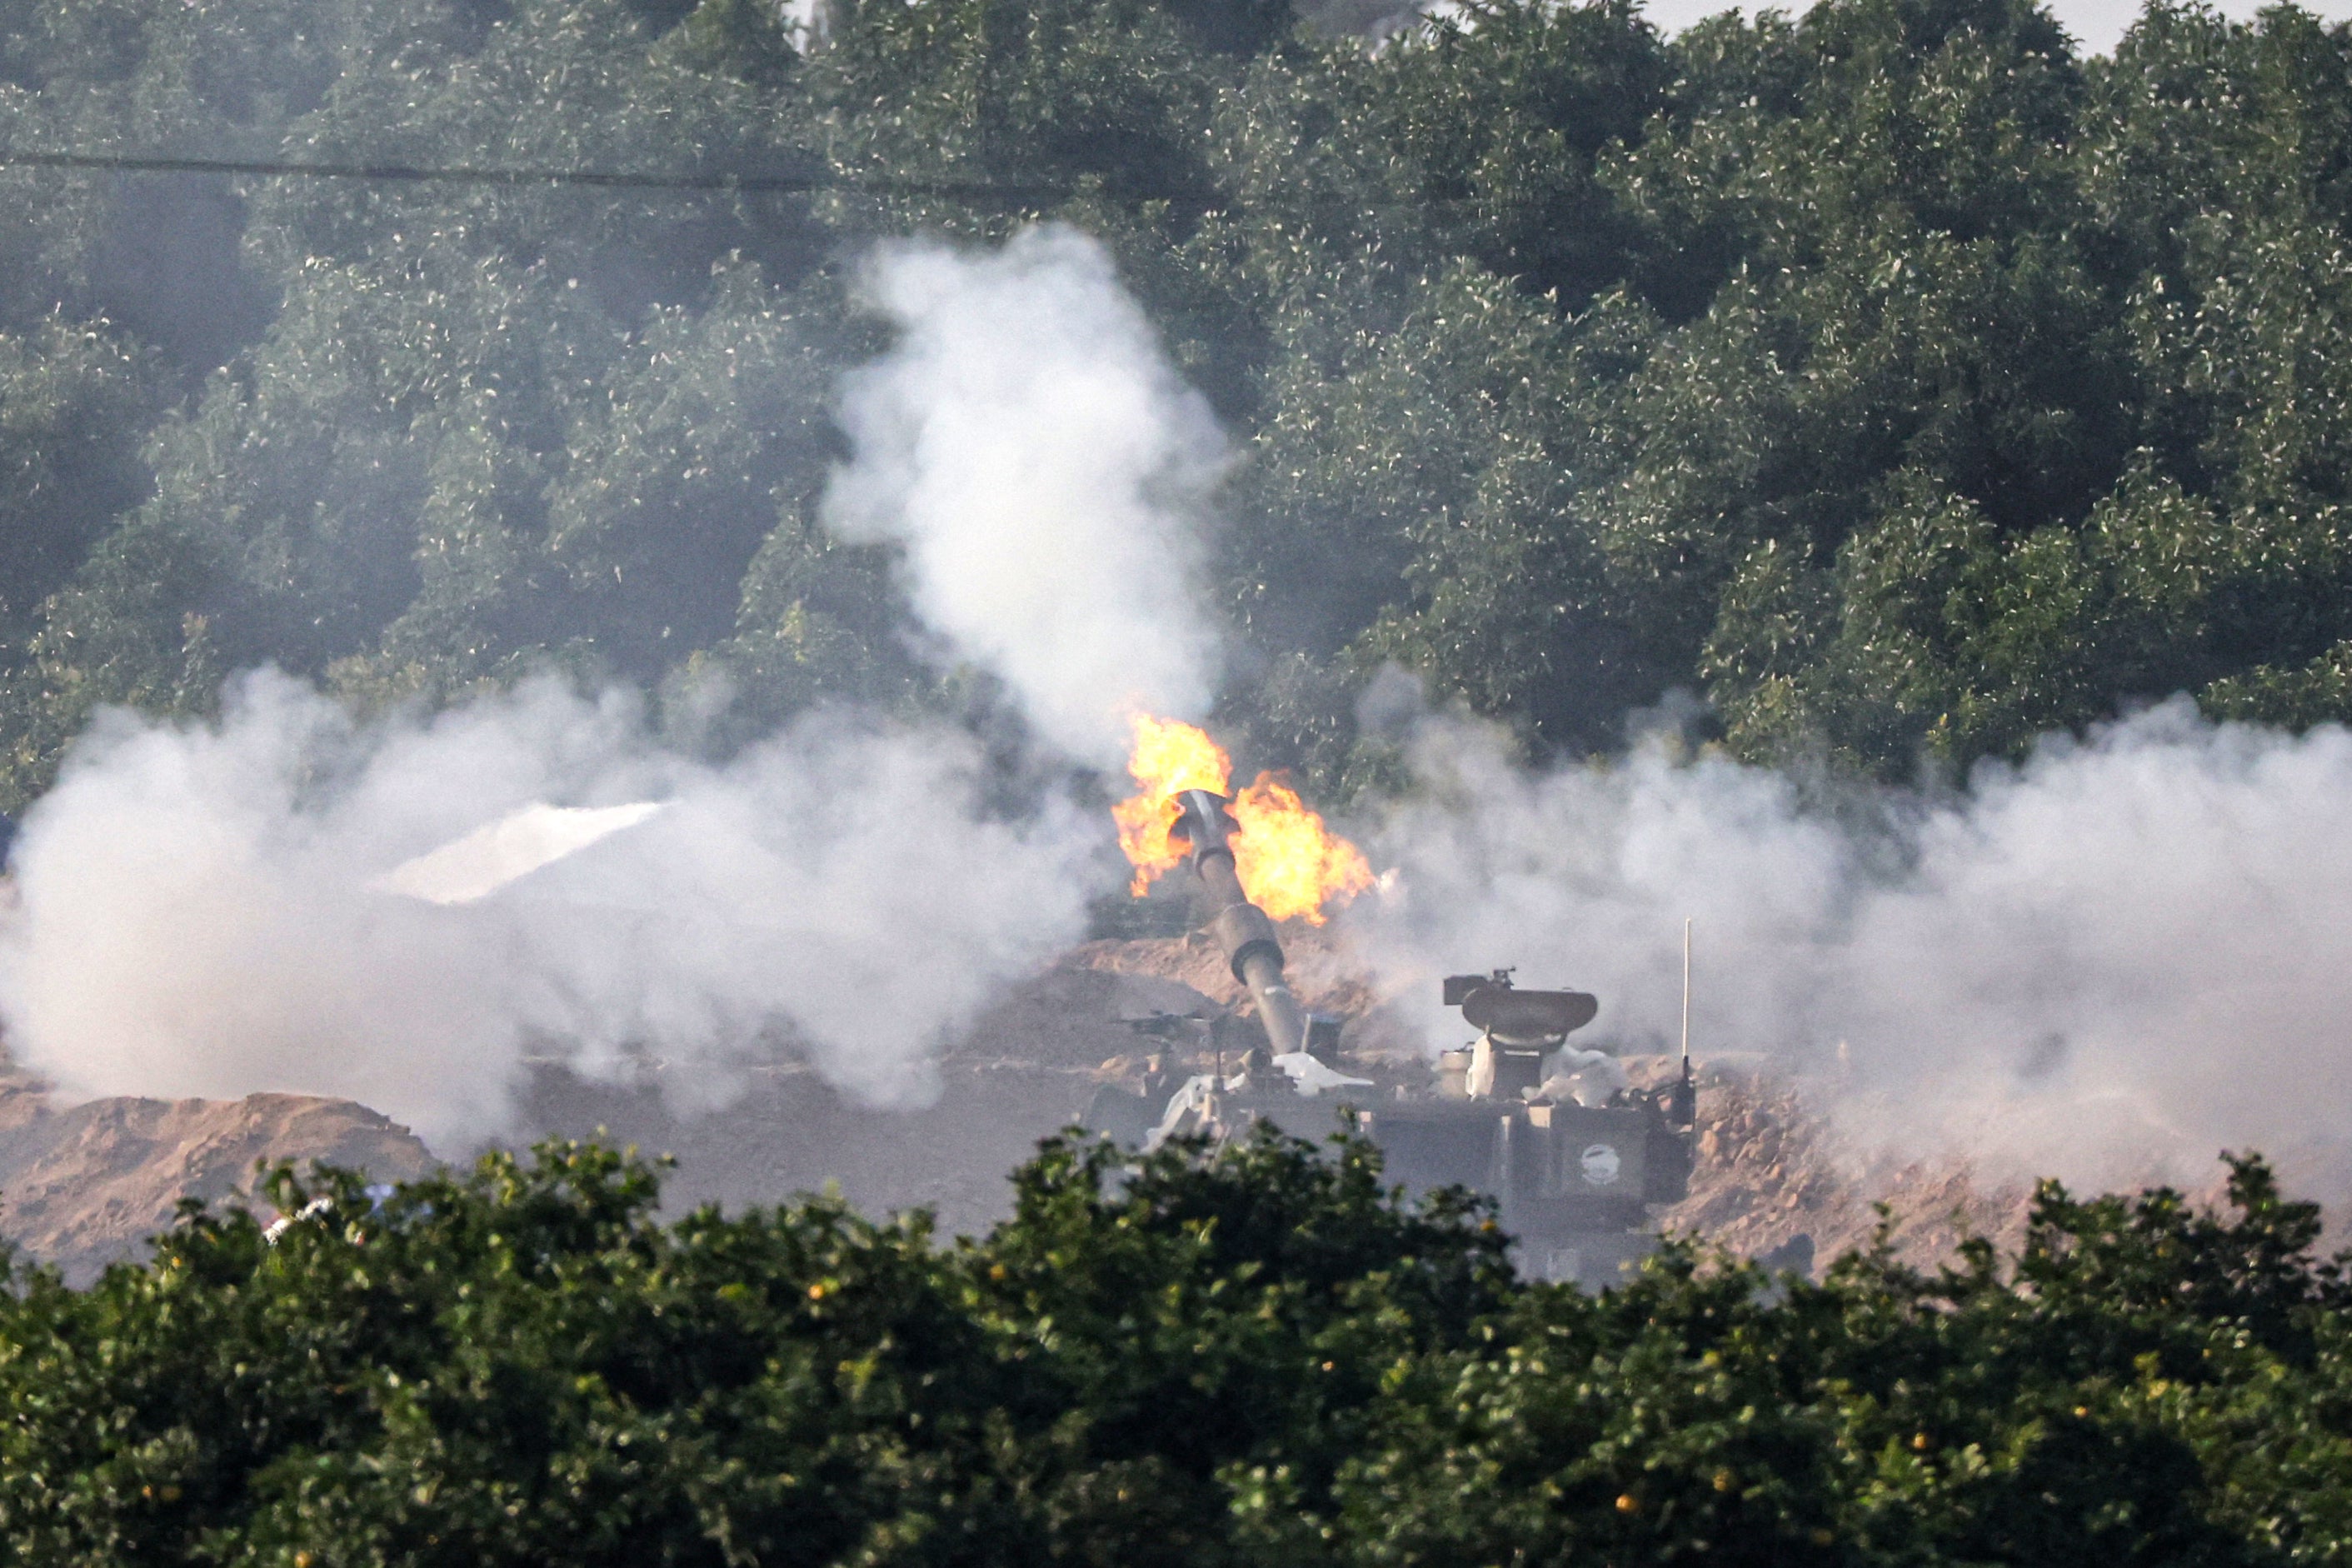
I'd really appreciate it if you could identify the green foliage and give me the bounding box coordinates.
[8,1133,2352,1564]
[7,0,2352,797]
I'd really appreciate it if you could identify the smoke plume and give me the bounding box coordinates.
[1355,697,2352,1195]
[0,673,1098,1149]
[824,224,1227,769]
[0,226,1241,1147]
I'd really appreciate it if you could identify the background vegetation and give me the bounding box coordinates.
[0,0,2350,796]
[3,1131,2348,1566]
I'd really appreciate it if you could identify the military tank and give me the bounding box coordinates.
[1084,788,1696,1289]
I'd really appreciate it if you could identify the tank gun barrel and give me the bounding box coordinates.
[1169,787,1307,1058]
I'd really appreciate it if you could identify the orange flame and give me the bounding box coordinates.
[1111,713,1375,925]
[1111,713,1232,894]
[1229,775,1376,924]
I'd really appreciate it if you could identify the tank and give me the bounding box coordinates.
[1084,791,1699,1290]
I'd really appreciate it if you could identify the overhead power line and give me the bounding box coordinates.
[0,147,1107,205]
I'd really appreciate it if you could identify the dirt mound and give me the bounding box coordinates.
[1066,930,1426,1061]
[1651,1061,2034,1275]
[0,1065,432,1283]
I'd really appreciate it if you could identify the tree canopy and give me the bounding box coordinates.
[0,0,2350,791]
[4,1131,2351,1565]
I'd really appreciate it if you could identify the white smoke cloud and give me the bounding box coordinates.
[824,224,1228,769]
[0,225,1240,1148]
[1353,698,2352,1196]
[0,672,1101,1146]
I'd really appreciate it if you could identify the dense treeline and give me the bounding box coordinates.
[2,0,2352,795]
[3,1132,2350,1565]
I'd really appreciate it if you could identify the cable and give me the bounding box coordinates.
[0,147,1161,206]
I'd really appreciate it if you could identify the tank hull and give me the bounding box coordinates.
[1356,1098,1690,1286]
[1090,1085,1691,1291]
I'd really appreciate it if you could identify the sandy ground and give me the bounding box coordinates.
[0,932,2230,1284]
[0,1062,431,1282]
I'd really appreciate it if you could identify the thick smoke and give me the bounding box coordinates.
[1356,697,2352,1194]
[0,672,1097,1146]
[0,225,1246,1146]
[825,224,1227,769]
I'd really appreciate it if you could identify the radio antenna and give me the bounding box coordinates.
[1670,918,1697,1128]
[1680,916,1692,1065]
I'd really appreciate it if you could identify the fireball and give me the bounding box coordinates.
[1111,713,1374,924]
[1111,712,1232,892]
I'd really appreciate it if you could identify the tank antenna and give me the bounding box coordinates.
[1668,917,1697,1128]
[1680,917,1692,1066]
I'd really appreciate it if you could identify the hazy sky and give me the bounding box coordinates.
[1640,0,2352,55]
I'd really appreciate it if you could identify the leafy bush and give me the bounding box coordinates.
[4,1130,2350,1566]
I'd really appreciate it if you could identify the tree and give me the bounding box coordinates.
[3,1132,2350,1565]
